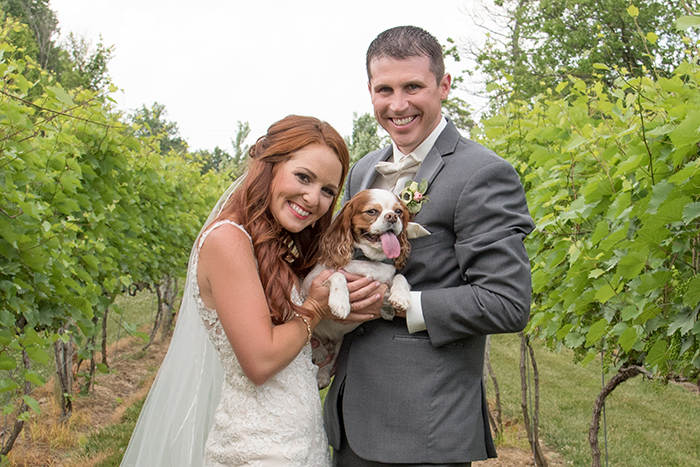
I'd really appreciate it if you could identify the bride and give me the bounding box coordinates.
[120,115,382,466]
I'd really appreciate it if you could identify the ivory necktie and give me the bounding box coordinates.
[375,153,421,192]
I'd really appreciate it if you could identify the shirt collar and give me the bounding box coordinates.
[391,116,447,162]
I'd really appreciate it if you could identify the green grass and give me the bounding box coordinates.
[109,289,160,344]
[488,333,700,467]
[80,398,145,467]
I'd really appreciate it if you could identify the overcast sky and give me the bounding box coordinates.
[50,0,488,152]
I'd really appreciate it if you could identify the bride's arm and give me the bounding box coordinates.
[198,223,333,386]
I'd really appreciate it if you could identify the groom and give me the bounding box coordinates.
[325,26,535,466]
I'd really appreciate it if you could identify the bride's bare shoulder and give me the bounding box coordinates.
[200,219,252,256]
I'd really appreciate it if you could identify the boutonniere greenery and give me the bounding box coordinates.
[400,180,429,216]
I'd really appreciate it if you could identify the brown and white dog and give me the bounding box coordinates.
[302,188,412,388]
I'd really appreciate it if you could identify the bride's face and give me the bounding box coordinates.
[269,144,342,233]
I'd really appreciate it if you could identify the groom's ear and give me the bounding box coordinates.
[439,73,452,100]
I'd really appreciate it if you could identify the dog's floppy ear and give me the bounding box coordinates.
[394,200,412,270]
[319,201,356,269]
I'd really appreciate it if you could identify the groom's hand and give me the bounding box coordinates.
[336,270,387,323]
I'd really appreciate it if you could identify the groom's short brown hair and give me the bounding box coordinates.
[366,26,445,85]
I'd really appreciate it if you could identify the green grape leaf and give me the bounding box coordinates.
[46,85,75,107]
[676,15,700,31]
[22,395,41,414]
[683,202,700,223]
[619,326,638,352]
[25,346,50,365]
[668,309,697,336]
[683,276,700,308]
[646,339,668,370]
[0,356,16,371]
[617,249,648,280]
[670,110,700,148]
[0,379,20,393]
[595,284,617,304]
[586,318,609,346]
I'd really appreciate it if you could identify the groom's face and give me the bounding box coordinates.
[368,54,451,155]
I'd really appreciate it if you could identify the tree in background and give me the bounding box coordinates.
[191,146,232,175]
[0,3,254,454]
[0,0,57,69]
[129,102,188,156]
[442,38,476,134]
[55,32,114,91]
[345,112,387,166]
[465,0,698,104]
[1,0,114,91]
[227,120,251,179]
[184,121,251,178]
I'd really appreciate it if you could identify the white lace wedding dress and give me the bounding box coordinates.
[193,220,330,467]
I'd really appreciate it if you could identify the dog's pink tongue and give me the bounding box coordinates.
[380,232,401,259]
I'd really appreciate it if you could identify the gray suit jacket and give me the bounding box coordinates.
[323,121,535,464]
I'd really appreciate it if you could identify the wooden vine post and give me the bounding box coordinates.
[519,332,548,467]
[160,275,179,340]
[53,325,74,423]
[0,350,31,456]
[483,336,503,437]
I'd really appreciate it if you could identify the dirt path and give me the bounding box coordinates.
[8,334,170,466]
[8,334,564,466]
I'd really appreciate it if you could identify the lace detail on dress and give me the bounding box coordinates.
[193,220,330,467]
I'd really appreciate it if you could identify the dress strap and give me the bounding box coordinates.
[199,220,251,248]
[197,220,256,269]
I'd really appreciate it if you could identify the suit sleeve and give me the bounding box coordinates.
[421,159,535,347]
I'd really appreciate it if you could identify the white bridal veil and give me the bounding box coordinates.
[120,176,245,467]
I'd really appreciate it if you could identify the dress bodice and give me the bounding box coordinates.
[192,220,329,467]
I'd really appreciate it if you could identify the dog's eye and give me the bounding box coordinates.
[365,209,378,216]
[395,209,403,216]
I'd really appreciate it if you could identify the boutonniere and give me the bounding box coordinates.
[400,180,429,217]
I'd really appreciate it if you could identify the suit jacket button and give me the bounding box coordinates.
[355,326,365,336]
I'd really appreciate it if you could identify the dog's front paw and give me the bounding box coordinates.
[389,293,410,314]
[328,294,351,319]
[389,274,411,313]
[324,272,351,319]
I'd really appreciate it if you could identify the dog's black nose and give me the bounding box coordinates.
[385,212,397,223]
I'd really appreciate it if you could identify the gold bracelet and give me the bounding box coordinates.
[295,313,311,346]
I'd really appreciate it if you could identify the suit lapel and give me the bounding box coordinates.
[413,120,461,191]
[414,146,443,189]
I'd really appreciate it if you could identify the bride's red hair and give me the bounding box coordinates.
[217,115,349,324]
